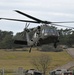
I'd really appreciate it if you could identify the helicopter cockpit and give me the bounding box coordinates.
[33,25,59,39]
[41,25,59,37]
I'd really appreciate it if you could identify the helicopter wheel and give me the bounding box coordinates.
[29,46,32,53]
[54,42,57,48]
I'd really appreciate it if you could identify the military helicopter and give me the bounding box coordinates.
[0,10,74,52]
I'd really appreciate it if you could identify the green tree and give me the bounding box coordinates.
[0,31,14,49]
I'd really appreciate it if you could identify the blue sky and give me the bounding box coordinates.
[0,0,74,34]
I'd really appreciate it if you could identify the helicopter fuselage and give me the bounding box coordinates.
[37,35,59,46]
[28,25,59,48]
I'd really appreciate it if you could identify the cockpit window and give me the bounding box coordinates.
[45,29,49,33]
[42,29,50,35]
[42,28,58,36]
[42,29,45,34]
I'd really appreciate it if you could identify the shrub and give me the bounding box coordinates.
[40,45,63,52]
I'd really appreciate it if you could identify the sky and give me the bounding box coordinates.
[0,0,74,35]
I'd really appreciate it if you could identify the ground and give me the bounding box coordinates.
[0,48,73,71]
[55,48,74,70]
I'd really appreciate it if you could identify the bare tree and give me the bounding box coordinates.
[31,54,51,75]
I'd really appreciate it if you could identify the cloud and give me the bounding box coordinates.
[0,0,74,34]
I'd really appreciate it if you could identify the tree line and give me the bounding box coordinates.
[0,28,74,49]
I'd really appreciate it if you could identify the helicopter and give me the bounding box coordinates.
[0,10,74,52]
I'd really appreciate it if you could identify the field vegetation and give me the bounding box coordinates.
[0,48,73,71]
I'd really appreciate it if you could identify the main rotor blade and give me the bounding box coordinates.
[52,23,74,29]
[45,21,74,24]
[52,21,74,23]
[14,10,43,22]
[0,18,39,23]
[14,10,74,24]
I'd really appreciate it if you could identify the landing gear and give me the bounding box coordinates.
[54,39,59,48]
[29,46,33,53]
[29,46,32,53]
[54,43,57,48]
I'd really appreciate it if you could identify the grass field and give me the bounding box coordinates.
[0,48,73,71]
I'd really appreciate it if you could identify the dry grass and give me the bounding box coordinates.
[0,48,73,70]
